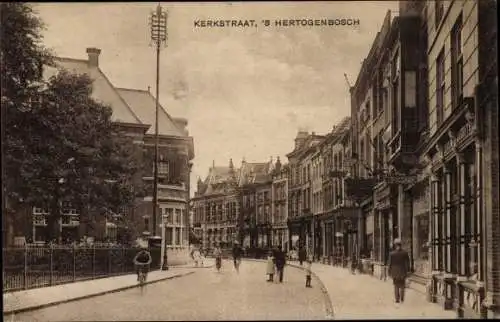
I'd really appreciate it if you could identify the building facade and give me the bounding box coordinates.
[192,160,239,250]
[420,0,499,318]
[347,6,429,281]
[286,131,325,254]
[193,159,275,251]
[271,158,289,250]
[238,160,274,249]
[9,47,194,246]
[320,118,356,266]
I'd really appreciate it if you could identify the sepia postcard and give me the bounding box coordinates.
[1,1,498,321]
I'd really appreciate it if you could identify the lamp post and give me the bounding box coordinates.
[149,3,168,269]
[149,3,168,239]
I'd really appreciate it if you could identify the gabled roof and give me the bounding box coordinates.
[200,166,239,196]
[238,161,273,186]
[44,58,142,125]
[116,88,186,137]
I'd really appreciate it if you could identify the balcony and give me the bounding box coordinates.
[387,131,418,171]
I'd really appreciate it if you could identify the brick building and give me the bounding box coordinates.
[319,118,355,266]
[192,159,275,251]
[238,160,274,249]
[286,131,325,254]
[418,0,498,318]
[7,47,194,246]
[192,160,239,250]
[271,158,289,250]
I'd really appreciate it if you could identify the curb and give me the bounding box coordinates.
[242,259,335,319]
[286,263,335,320]
[4,271,196,316]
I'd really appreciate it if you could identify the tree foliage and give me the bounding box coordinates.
[1,3,53,105]
[2,3,144,242]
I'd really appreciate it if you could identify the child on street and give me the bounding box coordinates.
[305,255,313,288]
[266,251,275,282]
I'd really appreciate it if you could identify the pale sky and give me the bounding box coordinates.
[34,1,399,194]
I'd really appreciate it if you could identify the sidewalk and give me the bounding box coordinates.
[3,259,213,315]
[287,261,456,320]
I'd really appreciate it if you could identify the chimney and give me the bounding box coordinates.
[294,130,308,149]
[86,47,101,67]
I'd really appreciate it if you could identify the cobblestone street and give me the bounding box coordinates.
[6,261,328,321]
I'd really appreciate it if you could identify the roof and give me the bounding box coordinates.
[116,88,186,137]
[44,58,142,125]
[199,166,239,196]
[238,162,273,186]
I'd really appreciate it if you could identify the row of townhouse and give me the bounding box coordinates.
[340,0,498,319]
[191,158,289,251]
[191,119,353,256]
[4,47,194,247]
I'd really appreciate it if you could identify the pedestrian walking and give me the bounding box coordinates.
[305,255,313,288]
[350,251,357,274]
[232,241,243,273]
[192,246,202,267]
[388,238,410,303]
[266,251,275,282]
[274,246,286,283]
[298,246,307,266]
[214,244,223,272]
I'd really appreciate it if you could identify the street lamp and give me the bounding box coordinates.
[149,3,168,270]
[149,3,167,239]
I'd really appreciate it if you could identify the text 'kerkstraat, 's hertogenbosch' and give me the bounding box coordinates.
[193,18,361,28]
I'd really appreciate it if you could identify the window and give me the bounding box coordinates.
[451,15,463,110]
[144,217,150,231]
[359,140,365,176]
[436,49,445,125]
[392,52,400,81]
[435,0,444,28]
[393,77,400,132]
[158,161,169,176]
[382,87,390,125]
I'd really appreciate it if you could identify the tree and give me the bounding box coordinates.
[2,3,143,243]
[6,69,144,242]
[1,3,53,244]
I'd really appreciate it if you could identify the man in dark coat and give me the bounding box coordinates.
[388,238,410,303]
[298,246,307,266]
[274,246,286,283]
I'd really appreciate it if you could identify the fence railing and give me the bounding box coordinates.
[2,245,185,293]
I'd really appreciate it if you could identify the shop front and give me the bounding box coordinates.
[373,182,398,280]
[287,214,312,251]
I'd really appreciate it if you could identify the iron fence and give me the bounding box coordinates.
[2,245,163,293]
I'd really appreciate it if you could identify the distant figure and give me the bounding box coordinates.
[305,255,313,288]
[274,246,287,283]
[350,250,357,274]
[214,245,223,272]
[388,238,410,303]
[298,246,307,266]
[232,241,244,273]
[192,246,203,267]
[266,250,275,282]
